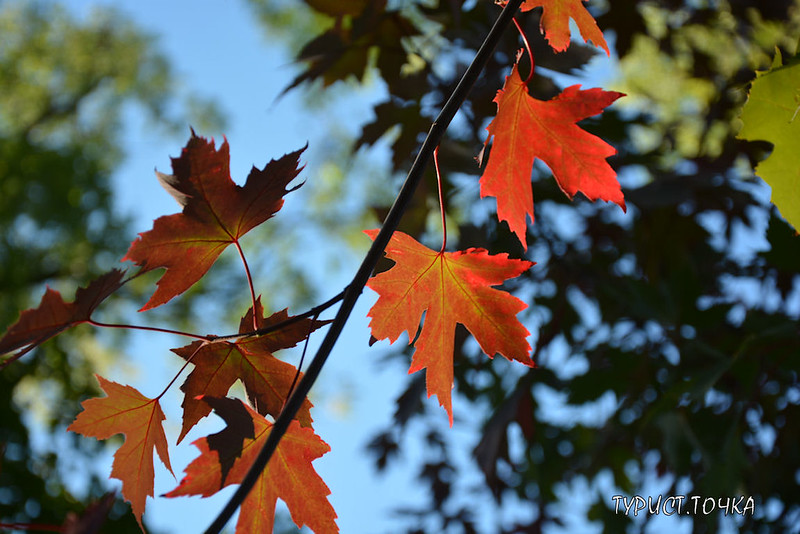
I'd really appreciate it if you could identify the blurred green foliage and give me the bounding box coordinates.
[0,1,222,531]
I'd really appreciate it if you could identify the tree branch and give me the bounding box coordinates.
[204,1,524,531]
[212,287,346,341]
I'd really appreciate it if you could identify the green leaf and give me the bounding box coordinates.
[738,50,800,232]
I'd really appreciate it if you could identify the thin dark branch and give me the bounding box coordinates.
[212,287,346,341]
[203,1,524,532]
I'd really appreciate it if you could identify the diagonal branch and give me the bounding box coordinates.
[204,1,525,531]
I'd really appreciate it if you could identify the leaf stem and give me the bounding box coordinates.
[283,311,317,407]
[0,344,36,371]
[233,240,259,331]
[433,146,447,253]
[87,319,211,341]
[155,341,206,401]
[203,1,525,532]
[513,17,534,84]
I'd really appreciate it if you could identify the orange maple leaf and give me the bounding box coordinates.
[165,397,337,534]
[365,230,534,424]
[496,0,609,54]
[0,270,124,357]
[479,63,625,248]
[67,375,173,531]
[123,132,305,310]
[172,298,324,443]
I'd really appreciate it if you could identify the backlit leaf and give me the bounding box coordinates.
[67,376,172,531]
[496,0,609,54]
[365,230,534,424]
[738,51,800,232]
[165,397,337,534]
[479,63,625,248]
[172,298,324,443]
[123,132,304,310]
[0,269,124,357]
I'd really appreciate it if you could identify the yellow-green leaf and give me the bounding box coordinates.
[738,50,800,232]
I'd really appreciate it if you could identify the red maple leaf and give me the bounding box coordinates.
[123,132,305,310]
[365,230,534,424]
[165,397,337,534]
[172,298,324,443]
[67,375,173,531]
[496,0,609,54]
[479,63,625,248]
[0,269,124,358]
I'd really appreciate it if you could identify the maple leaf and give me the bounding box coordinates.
[365,230,534,424]
[123,132,305,310]
[172,298,324,443]
[0,269,124,357]
[67,375,173,531]
[737,50,800,232]
[479,63,625,248]
[165,396,338,534]
[496,0,609,54]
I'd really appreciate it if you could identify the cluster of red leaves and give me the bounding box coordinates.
[365,0,624,422]
[1,132,337,533]
[166,397,337,534]
[172,298,323,443]
[0,1,624,532]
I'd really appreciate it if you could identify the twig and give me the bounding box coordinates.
[233,240,259,331]
[87,320,211,341]
[212,287,346,341]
